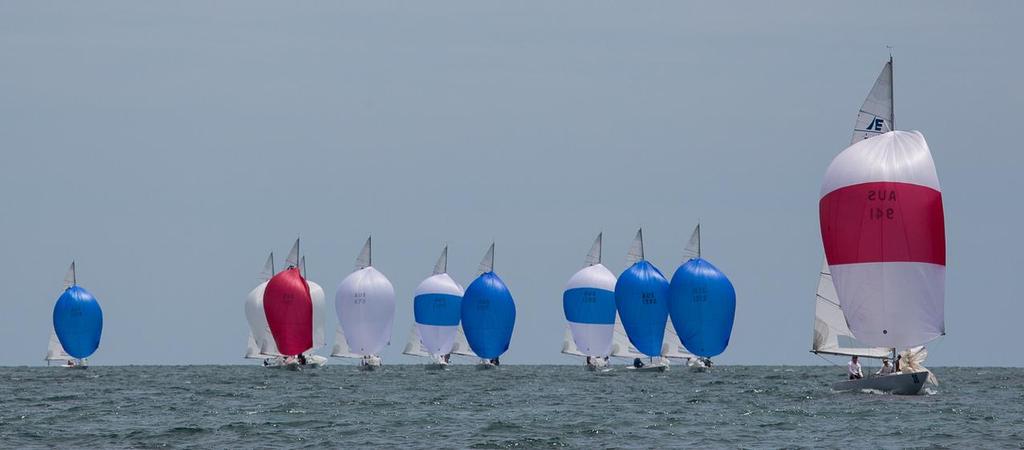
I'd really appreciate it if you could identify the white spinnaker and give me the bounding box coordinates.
[46,332,72,362]
[308,280,326,349]
[811,261,890,358]
[414,272,465,356]
[561,327,585,357]
[663,320,698,360]
[822,131,944,348]
[564,263,617,357]
[626,229,644,264]
[451,325,477,358]
[402,325,430,357]
[610,317,645,359]
[852,59,894,143]
[335,267,396,356]
[245,282,281,356]
[330,328,359,358]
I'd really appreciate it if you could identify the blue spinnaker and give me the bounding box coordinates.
[52,286,103,359]
[460,272,516,359]
[668,258,736,358]
[614,261,669,357]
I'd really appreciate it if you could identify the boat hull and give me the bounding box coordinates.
[626,364,668,373]
[831,371,928,395]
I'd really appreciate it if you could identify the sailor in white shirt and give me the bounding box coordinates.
[875,358,895,376]
[848,356,864,380]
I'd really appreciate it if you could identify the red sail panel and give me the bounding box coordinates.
[263,267,313,356]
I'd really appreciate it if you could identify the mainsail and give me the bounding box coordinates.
[46,332,72,362]
[811,261,890,358]
[461,243,516,359]
[414,246,464,357]
[852,58,895,143]
[335,236,396,356]
[820,130,945,348]
[563,233,617,357]
[614,229,669,357]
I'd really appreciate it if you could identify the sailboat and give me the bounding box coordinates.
[50,262,102,369]
[407,245,465,369]
[562,233,616,371]
[818,57,944,395]
[245,252,283,363]
[461,243,516,369]
[668,224,737,369]
[334,236,396,370]
[615,229,670,372]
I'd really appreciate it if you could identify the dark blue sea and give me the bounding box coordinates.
[1,365,1021,448]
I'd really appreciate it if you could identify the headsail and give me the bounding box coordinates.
[626,229,644,264]
[355,236,372,270]
[584,233,602,266]
[433,245,448,275]
[477,242,494,274]
[63,261,76,289]
[811,260,890,358]
[852,58,894,143]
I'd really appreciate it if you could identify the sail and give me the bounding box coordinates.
[355,236,372,270]
[433,245,448,275]
[46,332,72,362]
[259,253,275,282]
[811,261,890,358]
[477,243,495,274]
[560,327,585,357]
[614,249,669,358]
[308,280,326,349]
[451,325,477,357]
[285,238,300,268]
[610,317,645,359]
[563,261,617,357]
[335,265,396,356]
[63,261,76,289]
[461,246,516,359]
[52,284,103,360]
[820,130,945,348]
[263,267,313,356]
[682,224,701,262]
[668,257,736,358]
[402,325,430,357]
[584,233,602,266]
[626,229,644,264]
[662,321,697,360]
[330,327,359,358]
[852,59,894,143]
[414,271,464,357]
[245,281,280,357]
[244,333,264,359]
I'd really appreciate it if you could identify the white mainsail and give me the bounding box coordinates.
[433,245,448,275]
[682,224,701,262]
[63,261,77,289]
[852,58,894,143]
[626,229,644,264]
[402,325,430,357]
[812,261,891,359]
[584,233,602,267]
[46,332,72,362]
[285,238,300,268]
[477,242,494,274]
[260,253,274,282]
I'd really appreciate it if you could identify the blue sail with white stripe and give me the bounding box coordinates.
[668,224,736,358]
[460,244,516,360]
[563,233,617,357]
[614,229,669,358]
[52,262,103,360]
[413,246,465,357]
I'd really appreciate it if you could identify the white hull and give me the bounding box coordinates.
[626,364,668,373]
[262,355,327,371]
[831,371,929,395]
[476,362,498,370]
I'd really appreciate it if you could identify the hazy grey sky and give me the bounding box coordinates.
[2,1,1021,366]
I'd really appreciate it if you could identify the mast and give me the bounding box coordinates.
[697,223,701,259]
[889,52,895,131]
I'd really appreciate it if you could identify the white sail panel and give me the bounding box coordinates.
[584,233,602,267]
[451,325,477,357]
[682,224,701,262]
[477,243,494,274]
[259,253,274,282]
[330,327,359,358]
[402,325,430,357]
[852,60,894,143]
[244,333,264,359]
[561,327,585,357]
[811,261,891,358]
[335,267,396,356]
[285,238,300,268]
[63,261,76,289]
[663,321,697,360]
[46,332,72,361]
[610,317,645,359]
[244,281,280,357]
[433,245,448,275]
[308,280,326,349]
[355,237,372,270]
[626,229,644,264]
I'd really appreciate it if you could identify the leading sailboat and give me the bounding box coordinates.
[816,57,944,395]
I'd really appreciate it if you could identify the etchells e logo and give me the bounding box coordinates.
[869,117,886,131]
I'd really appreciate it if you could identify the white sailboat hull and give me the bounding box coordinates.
[831,371,928,395]
[625,364,668,373]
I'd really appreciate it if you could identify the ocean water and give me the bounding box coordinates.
[0,365,1021,448]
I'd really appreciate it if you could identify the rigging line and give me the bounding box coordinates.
[814,352,845,369]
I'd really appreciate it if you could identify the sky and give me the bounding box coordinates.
[1,1,1021,366]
